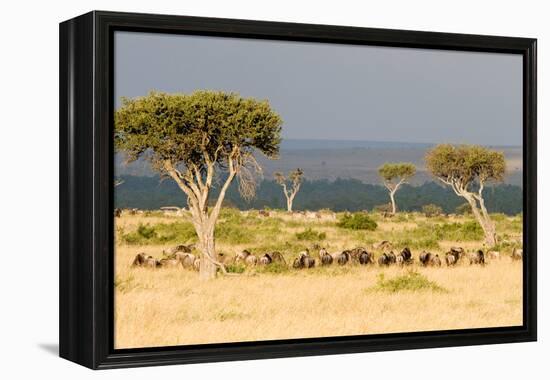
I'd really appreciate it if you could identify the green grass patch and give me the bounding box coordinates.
[295,228,326,241]
[374,271,446,293]
[337,213,377,231]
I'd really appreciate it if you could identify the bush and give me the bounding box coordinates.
[121,222,196,245]
[375,271,446,293]
[295,228,326,241]
[255,262,289,274]
[455,203,472,215]
[337,213,377,231]
[422,204,443,217]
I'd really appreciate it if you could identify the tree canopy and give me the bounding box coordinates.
[425,144,505,191]
[378,162,416,182]
[115,91,282,176]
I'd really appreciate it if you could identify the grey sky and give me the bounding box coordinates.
[114,31,523,146]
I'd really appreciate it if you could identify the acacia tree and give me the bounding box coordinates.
[425,144,505,246]
[378,162,416,215]
[274,168,304,212]
[115,91,282,279]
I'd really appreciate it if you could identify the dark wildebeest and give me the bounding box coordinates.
[293,252,315,269]
[469,250,485,265]
[258,210,270,217]
[512,248,523,261]
[114,208,122,217]
[258,253,273,266]
[318,248,334,266]
[387,251,396,264]
[132,253,159,268]
[445,252,457,266]
[349,247,367,263]
[336,251,351,266]
[450,246,465,260]
[359,250,374,265]
[373,240,392,251]
[419,251,440,267]
[396,247,413,266]
[378,252,393,266]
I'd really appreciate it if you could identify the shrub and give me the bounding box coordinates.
[295,228,326,241]
[121,222,196,245]
[255,262,289,274]
[375,271,446,293]
[337,213,377,231]
[455,203,472,215]
[422,204,443,217]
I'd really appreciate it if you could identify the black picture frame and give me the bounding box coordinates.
[59,10,537,370]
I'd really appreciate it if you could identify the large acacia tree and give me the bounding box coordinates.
[378,162,416,215]
[274,168,304,212]
[425,144,505,246]
[115,91,282,279]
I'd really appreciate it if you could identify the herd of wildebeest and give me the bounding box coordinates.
[131,241,524,272]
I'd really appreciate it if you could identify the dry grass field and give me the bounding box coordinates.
[114,209,523,349]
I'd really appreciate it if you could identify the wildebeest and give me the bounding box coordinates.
[235,250,257,266]
[258,253,273,266]
[450,246,465,259]
[487,251,500,260]
[164,244,193,256]
[445,252,457,266]
[336,251,351,266]
[373,240,392,251]
[193,257,201,271]
[419,251,441,267]
[131,253,159,268]
[180,253,197,269]
[359,250,374,265]
[158,258,181,268]
[114,208,122,217]
[318,248,334,266]
[216,252,231,265]
[378,252,395,266]
[258,210,270,217]
[293,251,315,269]
[512,248,523,261]
[396,247,413,266]
[469,250,485,265]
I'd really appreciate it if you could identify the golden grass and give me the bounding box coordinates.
[114,212,522,349]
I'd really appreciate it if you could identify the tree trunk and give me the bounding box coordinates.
[198,225,217,280]
[466,198,497,247]
[287,197,293,212]
[389,191,397,215]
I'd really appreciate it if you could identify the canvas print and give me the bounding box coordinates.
[113,31,524,349]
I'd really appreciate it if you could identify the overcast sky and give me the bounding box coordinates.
[114,31,522,146]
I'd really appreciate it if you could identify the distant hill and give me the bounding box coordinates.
[115,139,523,186]
[115,175,523,215]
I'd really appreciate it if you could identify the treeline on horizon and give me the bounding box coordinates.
[114,175,523,215]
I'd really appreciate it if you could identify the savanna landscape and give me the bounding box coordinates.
[113,91,524,349]
[115,207,523,348]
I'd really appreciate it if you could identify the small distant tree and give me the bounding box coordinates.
[274,168,304,212]
[378,162,416,215]
[115,91,282,279]
[425,144,505,246]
